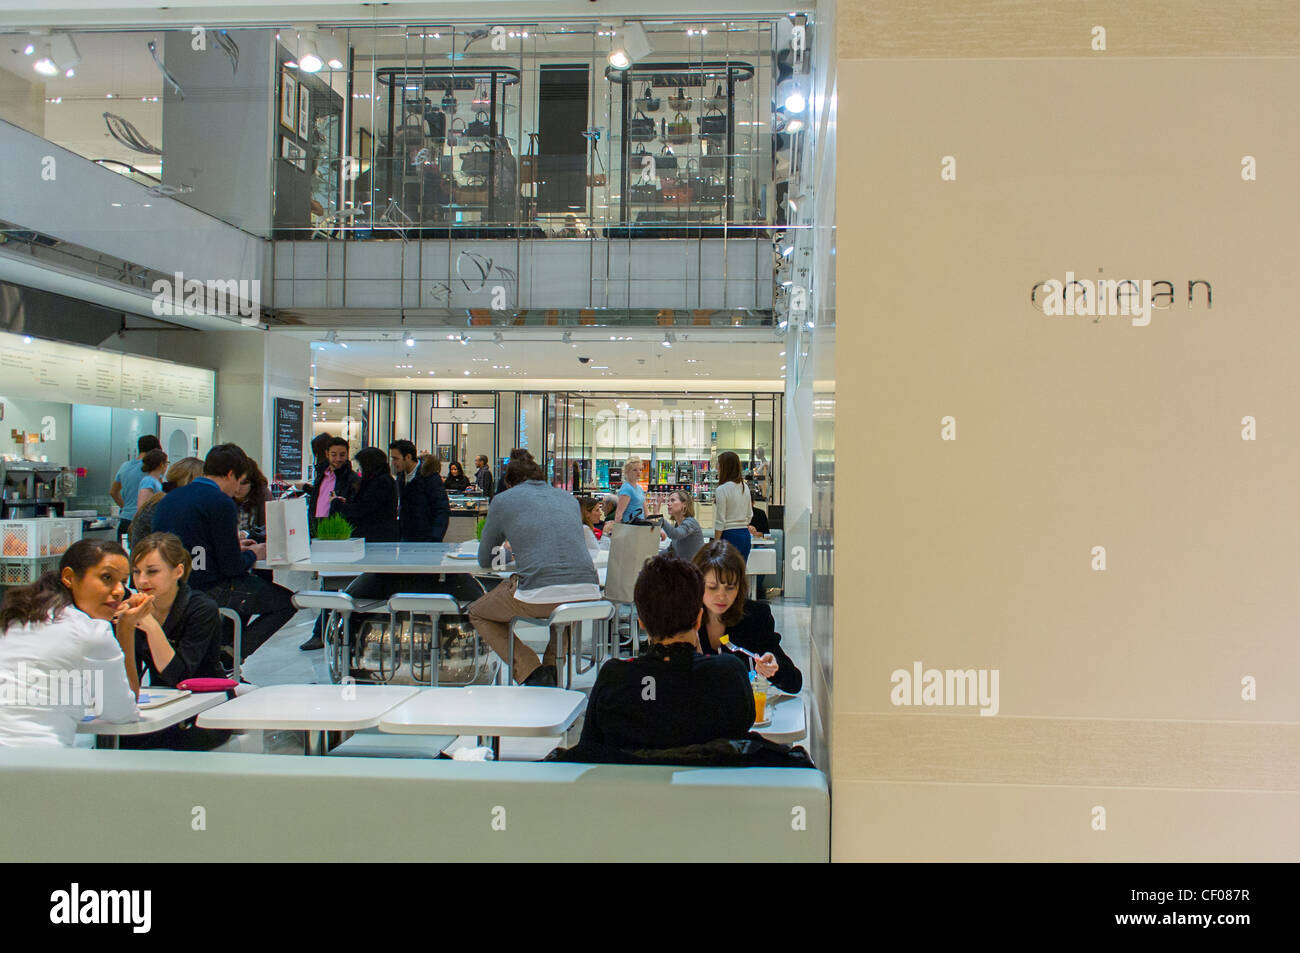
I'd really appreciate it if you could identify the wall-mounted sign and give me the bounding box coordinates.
[431,406,496,424]
[273,397,304,481]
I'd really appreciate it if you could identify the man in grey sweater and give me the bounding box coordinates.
[470,455,601,686]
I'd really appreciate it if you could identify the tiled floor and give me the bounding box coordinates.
[229,597,812,761]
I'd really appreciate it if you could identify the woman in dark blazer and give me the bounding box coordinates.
[692,540,803,694]
[331,447,399,542]
[129,533,226,686]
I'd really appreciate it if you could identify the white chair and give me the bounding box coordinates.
[386,593,462,686]
[507,600,616,688]
[603,523,661,657]
[292,591,386,683]
[217,607,243,682]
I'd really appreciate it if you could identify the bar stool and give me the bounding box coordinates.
[507,600,616,688]
[292,591,386,683]
[387,593,462,686]
[217,607,243,682]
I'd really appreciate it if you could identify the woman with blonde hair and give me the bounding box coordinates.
[129,456,203,550]
[656,488,704,561]
[613,455,645,524]
[129,532,226,687]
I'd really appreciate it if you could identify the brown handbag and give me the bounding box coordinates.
[520,133,539,184]
[587,146,607,187]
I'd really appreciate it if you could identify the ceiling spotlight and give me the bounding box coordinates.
[661,332,675,348]
[776,76,808,114]
[32,43,57,76]
[51,33,81,72]
[324,330,338,344]
[562,331,573,345]
[459,333,469,346]
[22,42,34,56]
[608,21,652,70]
[294,25,323,72]
[404,334,415,347]
[319,31,345,70]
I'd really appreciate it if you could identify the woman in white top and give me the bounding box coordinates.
[713,450,754,560]
[0,539,151,747]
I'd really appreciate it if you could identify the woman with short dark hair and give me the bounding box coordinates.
[578,553,754,750]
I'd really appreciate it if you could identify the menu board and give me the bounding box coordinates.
[273,397,304,481]
[0,332,214,416]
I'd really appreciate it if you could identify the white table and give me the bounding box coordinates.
[755,692,807,745]
[197,683,419,755]
[379,685,587,759]
[79,691,229,749]
[257,542,487,575]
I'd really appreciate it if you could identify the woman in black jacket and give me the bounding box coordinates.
[443,461,471,493]
[331,447,399,541]
[692,540,803,694]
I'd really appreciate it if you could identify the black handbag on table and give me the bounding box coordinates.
[628,109,656,142]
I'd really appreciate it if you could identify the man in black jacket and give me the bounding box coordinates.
[474,454,493,496]
[388,440,450,542]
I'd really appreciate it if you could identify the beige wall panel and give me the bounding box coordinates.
[834,57,1300,724]
[837,0,1300,59]
[832,780,1300,861]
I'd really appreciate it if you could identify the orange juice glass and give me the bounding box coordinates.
[753,689,767,723]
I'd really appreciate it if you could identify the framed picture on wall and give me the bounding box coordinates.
[281,137,307,171]
[280,70,297,131]
[297,85,311,139]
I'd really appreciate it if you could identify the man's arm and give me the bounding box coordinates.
[209,498,256,578]
[477,505,506,568]
[109,481,124,507]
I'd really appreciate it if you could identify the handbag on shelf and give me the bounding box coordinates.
[456,176,490,204]
[697,106,727,138]
[520,132,539,184]
[697,173,728,203]
[467,110,491,138]
[447,116,467,146]
[700,146,727,172]
[460,143,491,176]
[666,111,692,144]
[441,88,457,111]
[636,82,661,113]
[631,144,656,179]
[656,144,678,170]
[668,86,690,111]
[628,172,662,203]
[628,109,656,142]
[705,83,728,110]
[587,146,607,187]
[661,175,693,206]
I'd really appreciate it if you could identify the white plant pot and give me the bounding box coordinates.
[310,538,365,561]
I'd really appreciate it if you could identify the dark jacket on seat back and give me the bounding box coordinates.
[331,473,399,541]
[397,456,450,542]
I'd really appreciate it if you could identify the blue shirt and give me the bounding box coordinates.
[115,459,145,520]
[139,474,163,500]
[153,477,253,590]
[619,481,645,523]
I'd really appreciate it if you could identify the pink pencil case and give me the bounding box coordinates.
[177,677,239,693]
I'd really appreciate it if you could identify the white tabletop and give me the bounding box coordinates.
[379,686,587,737]
[746,548,777,573]
[755,692,807,744]
[258,542,486,575]
[79,690,227,737]
[196,684,418,732]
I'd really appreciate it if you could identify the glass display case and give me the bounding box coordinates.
[606,62,760,234]
[369,66,523,231]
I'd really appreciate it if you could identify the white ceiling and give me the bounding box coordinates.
[301,326,786,390]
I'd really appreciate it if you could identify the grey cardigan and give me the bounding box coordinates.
[477,481,599,591]
[659,516,705,561]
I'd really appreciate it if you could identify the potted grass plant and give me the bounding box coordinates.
[310,514,365,561]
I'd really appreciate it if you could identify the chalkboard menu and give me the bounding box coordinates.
[273,398,304,481]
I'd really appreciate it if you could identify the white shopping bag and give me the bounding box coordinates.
[264,496,311,565]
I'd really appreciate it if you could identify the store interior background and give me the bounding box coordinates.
[6,0,1297,862]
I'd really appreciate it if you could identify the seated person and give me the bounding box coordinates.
[234,460,271,544]
[129,533,226,687]
[443,461,471,493]
[580,553,754,750]
[692,540,803,694]
[577,495,611,558]
[656,489,705,561]
[153,444,296,660]
[0,539,148,747]
[470,456,601,687]
[130,456,204,551]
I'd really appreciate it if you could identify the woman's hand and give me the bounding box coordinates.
[755,652,779,679]
[113,592,154,631]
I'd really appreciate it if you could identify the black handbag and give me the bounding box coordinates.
[697,106,727,138]
[656,144,678,170]
[637,83,661,113]
[697,173,727,203]
[460,143,491,176]
[629,181,662,203]
[699,147,726,172]
[467,110,491,138]
[628,109,656,142]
